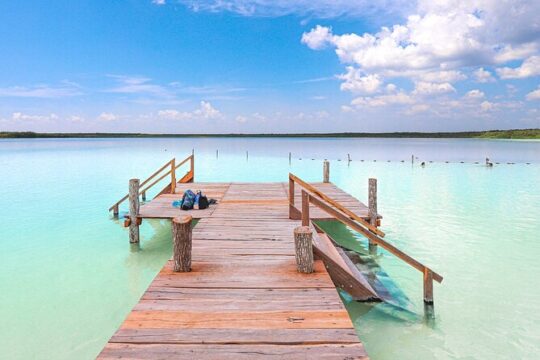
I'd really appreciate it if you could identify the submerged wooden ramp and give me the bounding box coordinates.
[100,183,368,359]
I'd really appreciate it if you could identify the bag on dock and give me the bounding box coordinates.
[181,190,196,210]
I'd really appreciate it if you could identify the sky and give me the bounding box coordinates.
[0,0,539,133]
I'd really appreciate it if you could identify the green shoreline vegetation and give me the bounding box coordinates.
[1,128,539,139]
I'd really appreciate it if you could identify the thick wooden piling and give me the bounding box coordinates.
[128,179,140,244]
[368,178,378,253]
[172,215,192,272]
[294,226,314,273]
[323,160,330,183]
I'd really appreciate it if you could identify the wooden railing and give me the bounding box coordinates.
[289,173,443,304]
[109,154,194,215]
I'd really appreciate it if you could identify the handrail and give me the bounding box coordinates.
[291,173,442,303]
[289,173,385,237]
[109,154,194,213]
[304,192,442,283]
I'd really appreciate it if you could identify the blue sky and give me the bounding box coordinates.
[0,0,539,133]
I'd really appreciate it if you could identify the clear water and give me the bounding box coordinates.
[0,137,539,359]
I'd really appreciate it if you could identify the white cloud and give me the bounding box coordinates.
[12,112,59,121]
[301,25,334,50]
[338,68,382,94]
[417,70,466,83]
[465,89,485,99]
[474,68,495,83]
[106,75,170,97]
[413,81,455,95]
[526,87,540,101]
[0,83,82,98]
[158,101,222,120]
[98,112,119,121]
[303,0,540,108]
[352,91,414,107]
[480,100,495,112]
[236,115,247,123]
[180,0,413,18]
[152,0,166,5]
[496,56,540,79]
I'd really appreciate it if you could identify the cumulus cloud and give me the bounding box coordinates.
[526,87,540,101]
[12,112,59,121]
[465,89,485,99]
[413,81,455,95]
[496,56,540,79]
[351,91,414,107]
[158,101,222,120]
[474,68,495,83]
[303,0,540,106]
[338,68,382,94]
[301,25,333,50]
[98,112,119,121]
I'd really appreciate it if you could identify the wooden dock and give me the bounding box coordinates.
[101,182,368,359]
[102,155,442,359]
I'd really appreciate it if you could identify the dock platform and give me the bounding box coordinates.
[99,182,369,359]
[102,155,443,359]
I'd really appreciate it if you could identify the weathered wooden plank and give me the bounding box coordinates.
[109,328,361,345]
[121,310,354,329]
[99,343,368,359]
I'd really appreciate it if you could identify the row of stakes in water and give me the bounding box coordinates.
[211,150,531,165]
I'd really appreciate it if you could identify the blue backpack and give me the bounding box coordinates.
[181,190,197,210]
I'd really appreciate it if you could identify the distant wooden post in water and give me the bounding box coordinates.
[323,160,330,183]
[172,215,192,272]
[294,226,314,273]
[368,178,378,254]
[128,178,140,244]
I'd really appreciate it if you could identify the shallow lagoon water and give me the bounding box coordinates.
[0,137,539,359]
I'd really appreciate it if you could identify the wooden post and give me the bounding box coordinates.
[172,215,192,272]
[294,226,314,273]
[141,191,146,202]
[216,149,218,158]
[368,178,378,254]
[289,152,292,164]
[411,154,414,164]
[246,151,249,160]
[129,179,140,244]
[191,154,195,182]
[323,160,330,183]
[347,153,351,162]
[424,269,434,304]
[113,204,119,217]
[301,190,310,226]
[170,159,176,194]
[289,177,295,219]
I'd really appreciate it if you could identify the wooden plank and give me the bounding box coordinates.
[99,343,368,359]
[109,328,361,345]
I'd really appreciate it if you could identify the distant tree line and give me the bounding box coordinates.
[1,129,539,139]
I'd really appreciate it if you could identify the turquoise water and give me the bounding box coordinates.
[0,138,539,359]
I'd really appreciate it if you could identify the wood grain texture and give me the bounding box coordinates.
[99,182,369,359]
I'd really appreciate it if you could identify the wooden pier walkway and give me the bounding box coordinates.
[100,182,368,359]
[102,155,442,359]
